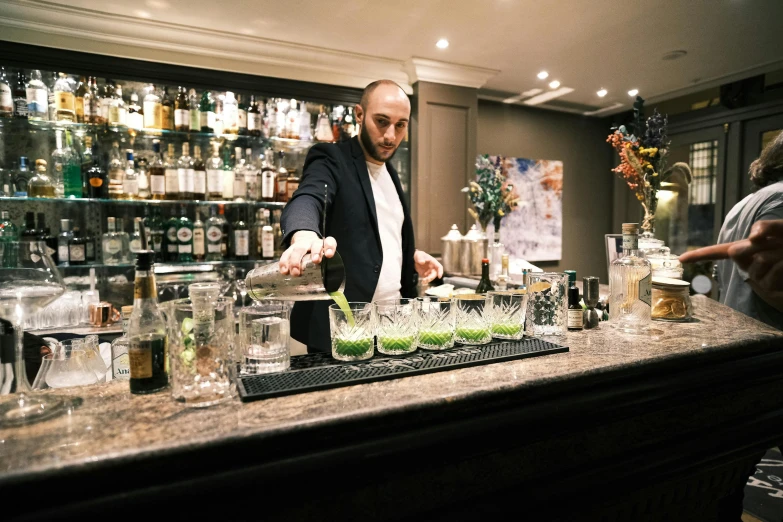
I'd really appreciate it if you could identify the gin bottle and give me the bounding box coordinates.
[25,70,48,121]
[609,223,652,333]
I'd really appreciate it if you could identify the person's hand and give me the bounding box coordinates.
[414,250,443,285]
[279,231,337,277]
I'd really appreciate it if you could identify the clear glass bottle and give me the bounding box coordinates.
[609,223,652,333]
[0,67,12,117]
[57,218,73,266]
[53,73,76,122]
[46,72,57,121]
[103,217,128,265]
[164,143,179,200]
[130,217,143,253]
[12,69,28,119]
[193,209,205,262]
[260,148,277,202]
[128,251,169,394]
[127,92,143,130]
[244,148,258,201]
[205,205,223,261]
[107,141,124,200]
[496,253,509,291]
[286,99,300,139]
[232,207,249,260]
[298,101,312,141]
[28,159,55,198]
[25,70,48,121]
[109,84,126,126]
[143,83,162,129]
[177,142,195,200]
[213,92,224,135]
[188,88,200,132]
[233,147,246,201]
[315,105,333,142]
[13,156,31,197]
[50,130,69,198]
[136,155,150,200]
[223,91,238,134]
[192,145,206,201]
[276,151,288,202]
[123,150,139,200]
[111,305,133,380]
[488,228,505,283]
[221,146,234,200]
[261,209,274,259]
[206,142,224,200]
[149,140,166,200]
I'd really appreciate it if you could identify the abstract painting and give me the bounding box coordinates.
[486,156,563,261]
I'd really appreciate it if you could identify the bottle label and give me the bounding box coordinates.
[248,113,261,131]
[143,101,161,129]
[622,233,638,251]
[234,230,249,256]
[130,239,141,252]
[128,345,153,379]
[165,168,179,194]
[123,179,139,196]
[191,170,205,195]
[174,109,189,127]
[261,172,275,199]
[178,168,195,193]
[233,175,245,197]
[200,111,216,129]
[112,353,130,379]
[105,238,121,254]
[109,105,120,124]
[58,245,69,262]
[193,228,205,256]
[161,106,172,128]
[177,227,192,243]
[69,243,85,262]
[0,84,13,111]
[74,97,84,118]
[222,171,234,199]
[26,88,47,114]
[150,174,165,195]
[639,271,652,307]
[167,226,177,243]
[14,96,28,116]
[567,309,584,329]
[238,109,247,129]
[207,226,222,242]
[128,112,143,130]
[152,231,163,253]
[262,230,274,258]
[190,109,200,130]
[207,169,223,193]
[178,243,192,254]
[56,91,75,112]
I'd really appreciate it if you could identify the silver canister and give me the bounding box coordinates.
[441,224,464,275]
[583,276,601,329]
[461,224,488,277]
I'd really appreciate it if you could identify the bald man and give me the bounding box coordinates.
[279,80,443,353]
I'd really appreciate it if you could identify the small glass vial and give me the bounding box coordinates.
[111,305,133,380]
[567,286,583,331]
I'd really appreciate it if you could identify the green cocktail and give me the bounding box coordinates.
[329,291,354,326]
[491,323,523,338]
[332,337,373,359]
[456,327,491,344]
[418,329,454,350]
[378,335,416,354]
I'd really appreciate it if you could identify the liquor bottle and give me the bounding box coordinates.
[260,149,277,202]
[20,212,38,240]
[188,88,200,132]
[233,147,246,201]
[111,305,133,380]
[177,142,195,200]
[107,142,124,200]
[0,67,13,116]
[496,254,509,291]
[176,205,194,262]
[80,135,93,197]
[12,70,28,118]
[232,207,249,260]
[213,93,224,135]
[261,209,274,259]
[286,168,300,201]
[488,228,504,282]
[315,105,333,142]
[68,226,88,266]
[192,145,206,200]
[37,212,58,261]
[130,217,143,253]
[86,145,108,199]
[61,130,82,198]
[46,72,57,121]
[275,98,287,138]
[174,86,190,132]
[13,156,31,197]
[127,92,143,130]
[247,95,262,137]
[85,76,100,124]
[57,219,73,266]
[143,84,162,129]
[0,210,18,242]
[99,80,112,124]
[74,76,87,123]
[192,209,205,262]
[609,223,652,333]
[84,228,96,262]
[237,94,248,135]
[144,206,164,261]
[271,209,284,257]
[286,99,300,139]
[341,107,356,140]
[161,87,173,131]
[299,102,312,141]
[53,73,76,122]
[109,84,126,126]
[127,249,169,394]
[276,151,288,202]
[205,206,223,261]
[221,145,234,200]
[147,140,165,200]
[206,142,223,200]
[244,148,258,201]
[475,258,494,294]
[102,217,125,265]
[136,155,150,200]
[123,150,139,200]
[164,143,179,200]
[567,286,584,331]
[217,204,229,257]
[223,91,238,135]
[25,70,48,121]
[164,208,179,262]
[199,90,215,132]
[28,159,55,198]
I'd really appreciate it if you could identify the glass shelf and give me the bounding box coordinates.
[58,258,277,271]
[0,196,286,208]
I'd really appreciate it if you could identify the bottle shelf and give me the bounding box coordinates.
[58,258,278,272]
[0,196,287,208]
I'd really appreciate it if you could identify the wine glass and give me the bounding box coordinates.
[0,240,68,426]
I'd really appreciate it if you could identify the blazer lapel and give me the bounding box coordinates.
[350,138,381,248]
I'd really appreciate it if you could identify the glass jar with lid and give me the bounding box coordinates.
[651,277,693,322]
[646,248,684,279]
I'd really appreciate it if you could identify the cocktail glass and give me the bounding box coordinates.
[374,298,418,355]
[455,294,492,345]
[487,291,527,340]
[329,302,374,361]
[416,297,456,350]
[0,240,67,426]
[238,301,290,374]
[38,343,98,389]
[245,252,345,301]
[525,272,568,337]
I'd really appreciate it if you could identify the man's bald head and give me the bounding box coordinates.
[359,80,409,111]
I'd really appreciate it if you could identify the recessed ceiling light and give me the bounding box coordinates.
[134,9,152,18]
[436,39,449,49]
[537,71,549,80]
[548,80,560,89]
[597,88,608,98]
[628,89,639,97]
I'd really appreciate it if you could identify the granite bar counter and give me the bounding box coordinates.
[1,295,782,521]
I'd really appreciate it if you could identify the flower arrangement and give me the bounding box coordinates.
[607,96,670,234]
[463,155,520,232]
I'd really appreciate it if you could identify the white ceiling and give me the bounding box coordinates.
[4,0,783,113]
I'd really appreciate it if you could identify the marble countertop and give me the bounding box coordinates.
[1,294,781,482]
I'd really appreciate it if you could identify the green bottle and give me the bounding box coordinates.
[232,207,249,260]
[0,210,19,241]
[62,130,83,199]
[143,206,165,262]
[475,258,494,294]
[164,209,179,262]
[177,205,193,262]
[199,91,215,133]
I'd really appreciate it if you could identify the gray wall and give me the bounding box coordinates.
[477,100,614,282]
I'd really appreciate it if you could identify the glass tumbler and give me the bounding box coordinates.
[416,297,456,350]
[525,272,568,337]
[374,298,418,355]
[238,301,290,374]
[454,294,492,345]
[35,342,98,389]
[487,291,527,340]
[167,285,235,408]
[329,302,374,361]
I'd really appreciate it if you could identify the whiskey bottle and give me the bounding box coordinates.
[143,84,162,129]
[261,209,274,259]
[12,70,28,118]
[99,80,112,124]
[161,86,173,130]
[221,145,234,200]
[299,101,312,141]
[127,92,143,130]
[74,76,87,123]
[188,88,200,132]
[84,76,99,123]
[128,250,169,394]
[609,223,652,333]
[233,147,246,201]
[174,85,190,132]
[177,142,195,200]
[286,168,300,201]
[567,286,584,331]
[237,93,248,135]
[223,91,238,135]
[247,95,262,137]
[206,142,224,200]
[260,149,277,202]
[149,140,166,200]
[53,73,76,122]
[192,145,206,200]
[164,143,179,200]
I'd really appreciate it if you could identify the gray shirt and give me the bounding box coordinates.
[717,180,783,330]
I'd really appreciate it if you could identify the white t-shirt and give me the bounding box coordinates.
[366,161,404,302]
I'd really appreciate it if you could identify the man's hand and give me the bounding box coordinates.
[279,231,337,277]
[414,250,444,285]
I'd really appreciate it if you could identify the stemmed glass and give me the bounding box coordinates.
[0,240,68,426]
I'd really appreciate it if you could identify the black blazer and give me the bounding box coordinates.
[280,137,417,352]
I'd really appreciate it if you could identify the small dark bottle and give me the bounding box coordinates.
[68,226,88,266]
[567,286,584,331]
[475,258,494,294]
[20,212,38,240]
[38,212,58,262]
[87,148,108,199]
[232,207,249,260]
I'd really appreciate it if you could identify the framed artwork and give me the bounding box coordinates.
[605,234,623,274]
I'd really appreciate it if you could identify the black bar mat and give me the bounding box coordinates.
[237,338,568,402]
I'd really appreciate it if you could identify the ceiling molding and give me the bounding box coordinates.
[404,57,499,89]
[0,0,415,93]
